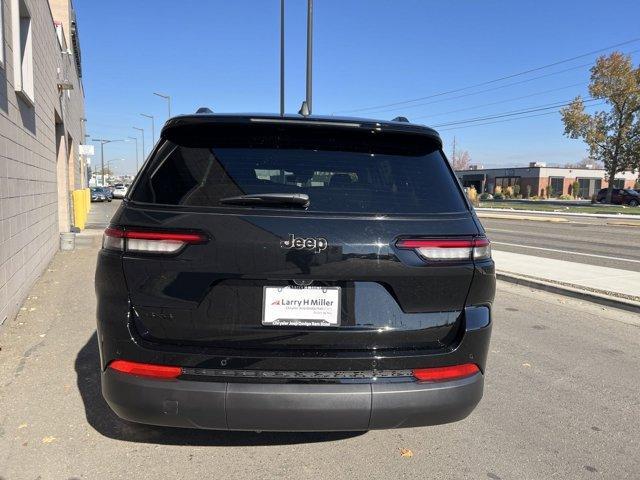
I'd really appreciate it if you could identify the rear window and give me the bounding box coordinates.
[130,123,468,214]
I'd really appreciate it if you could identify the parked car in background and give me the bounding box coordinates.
[96,112,495,432]
[112,184,127,199]
[99,187,113,201]
[90,187,107,202]
[595,188,640,206]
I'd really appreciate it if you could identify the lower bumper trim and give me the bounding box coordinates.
[102,369,483,431]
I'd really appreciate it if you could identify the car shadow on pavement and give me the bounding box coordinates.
[76,332,365,446]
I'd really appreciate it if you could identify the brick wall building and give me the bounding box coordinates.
[456,164,638,198]
[0,0,85,325]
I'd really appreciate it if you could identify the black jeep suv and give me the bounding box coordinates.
[95,113,495,431]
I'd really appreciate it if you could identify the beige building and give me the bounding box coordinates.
[456,163,638,198]
[0,0,86,325]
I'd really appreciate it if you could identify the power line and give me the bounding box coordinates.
[437,102,605,131]
[413,82,587,120]
[432,98,599,128]
[357,62,595,116]
[334,38,640,114]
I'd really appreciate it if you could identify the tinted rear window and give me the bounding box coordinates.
[130,123,467,214]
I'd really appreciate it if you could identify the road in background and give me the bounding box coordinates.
[0,200,638,479]
[481,215,640,271]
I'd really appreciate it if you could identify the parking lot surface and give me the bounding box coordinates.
[0,201,638,480]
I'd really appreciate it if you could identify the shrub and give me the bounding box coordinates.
[493,192,505,200]
[479,192,493,200]
[526,185,532,198]
[494,185,502,195]
[559,194,572,200]
[466,186,478,206]
[504,186,514,198]
[546,184,554,198]
[572,181,580,198]
[530,195,539,200]
[513,185,521,197]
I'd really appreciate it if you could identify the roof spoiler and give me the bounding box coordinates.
[196,107,214,114]
[391,116,410,123]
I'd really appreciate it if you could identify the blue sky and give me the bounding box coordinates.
[75,0,640,174]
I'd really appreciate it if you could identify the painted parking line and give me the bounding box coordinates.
[491,241,640,264]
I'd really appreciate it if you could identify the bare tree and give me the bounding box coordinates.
[451,150,472,171]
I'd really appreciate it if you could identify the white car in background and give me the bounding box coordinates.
[112,184,128,199]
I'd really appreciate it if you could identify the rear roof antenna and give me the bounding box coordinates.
[298,101,310,117]
[391,116,410,123]
[196,107,213,114]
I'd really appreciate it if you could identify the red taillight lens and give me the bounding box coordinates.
[396,237,491,262]
[102,227,207,253]
[109,360,182,379]
[412,363,480,382]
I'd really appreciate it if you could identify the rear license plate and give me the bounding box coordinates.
[262,286,341,327]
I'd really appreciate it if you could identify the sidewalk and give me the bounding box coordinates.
[493,250,640,311]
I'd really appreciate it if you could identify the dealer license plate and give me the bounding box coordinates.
[262,286,341,327]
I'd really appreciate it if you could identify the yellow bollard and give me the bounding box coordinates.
[72,190,86,230]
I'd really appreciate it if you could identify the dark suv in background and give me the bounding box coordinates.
[596,188,639,206]
[95,113,495,431]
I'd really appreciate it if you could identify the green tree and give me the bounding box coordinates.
[560,52,640,203]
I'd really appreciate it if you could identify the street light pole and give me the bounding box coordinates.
[91,138,124,186]
[153,92,171,118]
[140,113,155,146]
[128,136,139,172]
[305,0,313,114]
[133,127,145,159]
[280,0,285,116]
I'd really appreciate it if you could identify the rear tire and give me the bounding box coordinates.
[629,199,639,207]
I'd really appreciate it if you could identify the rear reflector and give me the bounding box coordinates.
[103,227,207,254]
[109,360,182,379]
[396,237,491,262]
[412,363,479,382]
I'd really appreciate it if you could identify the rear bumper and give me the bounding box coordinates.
[102,369,483,431]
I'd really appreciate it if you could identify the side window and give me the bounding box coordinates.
[0,0,4,66]
[11,0,34,103]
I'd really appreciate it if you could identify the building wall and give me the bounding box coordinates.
[457,167,638,197]
[0,0,85,326]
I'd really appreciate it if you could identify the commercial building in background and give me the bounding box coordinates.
[456,163,638,198]
[0,0,86,325]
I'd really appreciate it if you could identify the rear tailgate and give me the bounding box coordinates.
[118,118,480,352]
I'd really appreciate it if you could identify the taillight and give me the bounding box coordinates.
[102,227,207,254]
[412,363,479,382]
[396,237,491,262]
[108,359,182,379]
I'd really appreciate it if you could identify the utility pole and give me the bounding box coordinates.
[280,0,285,116]
[305,0,313,114]
[451,136,457,163]
[128,136,139,172]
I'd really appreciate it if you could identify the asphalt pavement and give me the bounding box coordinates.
[0,200,638,479]
[481,215,640,271]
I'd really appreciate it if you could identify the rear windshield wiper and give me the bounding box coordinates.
[219,193,310,208]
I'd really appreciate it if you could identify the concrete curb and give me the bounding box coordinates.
[496,272,640,314]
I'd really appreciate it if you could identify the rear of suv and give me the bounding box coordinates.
[96,113,495,431]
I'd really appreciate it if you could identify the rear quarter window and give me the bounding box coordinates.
[130,123,468,215]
